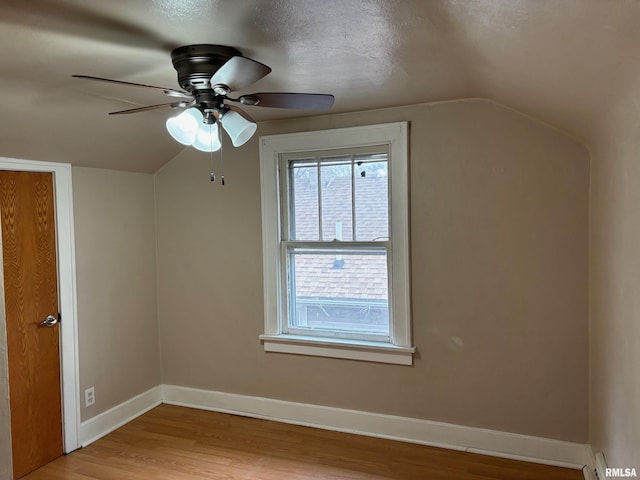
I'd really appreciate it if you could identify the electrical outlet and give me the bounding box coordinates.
[84,387,95,407]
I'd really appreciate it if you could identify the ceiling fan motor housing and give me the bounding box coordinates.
[171,44,241,93]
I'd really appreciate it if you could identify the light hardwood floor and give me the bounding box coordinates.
[23,404,584,480]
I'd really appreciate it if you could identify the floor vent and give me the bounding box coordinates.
[595,452,608,480]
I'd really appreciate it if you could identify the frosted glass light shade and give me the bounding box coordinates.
[220,110,257,147]
[192,122,222,152]
[166,108,203,145]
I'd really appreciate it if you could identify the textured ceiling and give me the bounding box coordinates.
[0,0,638,172]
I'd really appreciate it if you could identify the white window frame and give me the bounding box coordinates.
[259,122,413,365]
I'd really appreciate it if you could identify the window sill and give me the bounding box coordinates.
[259,334,415,365]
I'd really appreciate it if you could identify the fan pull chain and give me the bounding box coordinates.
[209,124,216,183]
[210,150,215,183]
[218,123,225,186]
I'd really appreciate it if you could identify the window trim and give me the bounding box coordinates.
[259,122,413,365]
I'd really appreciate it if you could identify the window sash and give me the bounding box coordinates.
[280,148,390,243]
[280,147,393,342]
[280,240,393,342]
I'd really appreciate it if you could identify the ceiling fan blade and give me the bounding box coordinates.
[239,92,335,110]
[72,75,193,99]
[108,102,189,115]
[210,56,272,92]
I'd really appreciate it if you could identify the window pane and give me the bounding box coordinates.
[354,155,388,241]
[290,160,319,241]
[288,247,389,337]
[320,157,353,241]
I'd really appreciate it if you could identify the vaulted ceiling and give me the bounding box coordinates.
[1,0,637,172]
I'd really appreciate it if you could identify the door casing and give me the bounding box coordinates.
[0,157,80,476]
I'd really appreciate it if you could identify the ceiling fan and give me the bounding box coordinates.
[73,44,335,151]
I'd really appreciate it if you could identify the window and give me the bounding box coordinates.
[259,123,413,365]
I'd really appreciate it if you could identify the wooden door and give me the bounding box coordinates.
[0,171,63,479]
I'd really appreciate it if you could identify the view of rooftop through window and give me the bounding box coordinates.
[284,151,390,340]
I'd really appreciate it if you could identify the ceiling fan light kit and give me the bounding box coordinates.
[74,44,335,152]
[219,109,258,147]
[192,122,222,152]
[165,108,203,146]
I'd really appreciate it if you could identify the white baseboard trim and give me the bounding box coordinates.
[75,383,595,473]
[78,386,162,446]
[161,384,593,470]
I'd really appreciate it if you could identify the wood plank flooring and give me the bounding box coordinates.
[23,404,584,480]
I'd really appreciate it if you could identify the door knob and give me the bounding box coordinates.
[39,315,58,327]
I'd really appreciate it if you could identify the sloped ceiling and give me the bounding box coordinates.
[0,0,637,172]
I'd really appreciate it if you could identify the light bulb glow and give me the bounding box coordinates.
[192,122,221,152]
[166,108,204,145]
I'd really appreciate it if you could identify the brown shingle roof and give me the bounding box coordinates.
[292,175,388,241]
[291,174,389,301]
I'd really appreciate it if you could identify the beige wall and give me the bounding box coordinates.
[590,95,640,468]
[155,99,590,442]
[73,167,160,421]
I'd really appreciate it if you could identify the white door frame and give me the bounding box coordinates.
[0,157,80,457]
